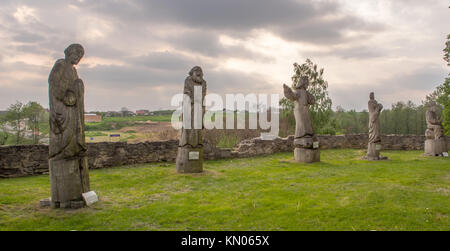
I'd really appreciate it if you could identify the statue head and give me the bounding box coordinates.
[370,92,375,100]
[297,76,309,89]
[64,44,85,65]
[428,101,437,112]
[189,66,204,83]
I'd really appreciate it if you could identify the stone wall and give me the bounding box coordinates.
[234,134,450,158]
[1,134,448,178]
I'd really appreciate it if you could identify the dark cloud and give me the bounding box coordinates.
[83,0,383,45]
[129,51,196,71]
[167,30,275,62]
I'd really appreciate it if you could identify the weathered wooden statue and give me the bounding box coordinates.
[176,66,207,173]
[283,76,320,163]
[365,92,387,160]
[424,102,447,156]
[48,44,90,208]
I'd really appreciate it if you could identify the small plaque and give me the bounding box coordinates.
[82,191,98,206]
[313,142,319,149]
[189,151,200,160]
[443,152,449,157]
[376,144,381,150]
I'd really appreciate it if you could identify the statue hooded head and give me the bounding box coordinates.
[64,44,85,65]
[370,92,375,100]
[297,76,309,89]
[189,66,204,84]
[428,101,438,112]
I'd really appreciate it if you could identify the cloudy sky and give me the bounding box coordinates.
[0,0,448,112]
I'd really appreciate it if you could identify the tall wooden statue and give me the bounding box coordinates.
[424,102,447,156]
[365,92,387,160]
[176,66,207,173]
[48,44,90,208]
[283,76,320,163]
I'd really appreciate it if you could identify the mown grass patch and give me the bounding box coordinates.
[0,149,448,231]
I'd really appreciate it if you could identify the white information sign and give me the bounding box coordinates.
[313,142,319,149]
[189,151,200,160]
[82,191,99,206]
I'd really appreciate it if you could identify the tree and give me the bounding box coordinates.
[438,34,450,134]
[5,101,26,144]
[280,59,335,135]
[0,116,9,145]
[23,102,46,144]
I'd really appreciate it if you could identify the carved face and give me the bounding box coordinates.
[430,105,436,112]
[64,44,85,65]
[190,66,204,83]
[67,51,83,65]
[370,92,374,100]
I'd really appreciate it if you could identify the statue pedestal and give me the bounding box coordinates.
[365,143,388,161]
[49,157,90,209]
[293,137,320,163]
[176,146,203,173]
[294,148,320,163]
[424,138,447,156]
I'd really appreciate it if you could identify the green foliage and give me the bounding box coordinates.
[5,101,26,144]
[216,133,241,148]
[0,149,448,230]
[23,101,47,144]
[439,34,450,134]
[437,77,450,134]
[0,116,8,145]
[280,59,335,135]
[444,34,450,66]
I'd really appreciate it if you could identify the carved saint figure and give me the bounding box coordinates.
[283,76,315,139]
[179,66,207,147]
[368,92,383,144]
[48,44,89,208]
[425,102,444,140]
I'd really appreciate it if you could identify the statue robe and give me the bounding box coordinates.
[49,59,86,159]
[368,99,382,143]
[426,110,444,139]
[179,76,207,147]
[284,86,315,138]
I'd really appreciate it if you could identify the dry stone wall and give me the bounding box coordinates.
[1,134,448,178]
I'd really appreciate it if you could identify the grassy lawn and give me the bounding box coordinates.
[0,149,448,231]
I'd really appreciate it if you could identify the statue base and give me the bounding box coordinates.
[364,142,388,161]
[424,138,447,156]
[49,156,90,209]
[176,146,203,173]
[294,147,320,163]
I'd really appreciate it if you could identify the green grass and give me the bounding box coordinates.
[102,115,172,123]
[0,149,448,231]
[85,115,172,132]
[85,131,108,137]
[217,133,242,148]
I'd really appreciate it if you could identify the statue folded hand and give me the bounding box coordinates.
[63,90,77,106]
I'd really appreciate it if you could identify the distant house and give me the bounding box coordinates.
[136,110,150,116]
[84,114,102,123]
[105,111,121,117]
[122,111,136,117]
